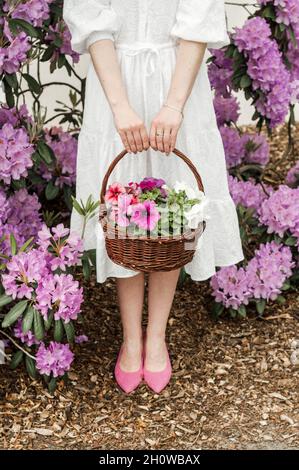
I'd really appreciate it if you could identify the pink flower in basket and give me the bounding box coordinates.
[110,193,133,227]
[140,177,165,192]
[105,182,126,205]
[128,200,161,231]
[125,181,141,203]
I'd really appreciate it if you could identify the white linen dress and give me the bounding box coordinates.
[63,0,244,282]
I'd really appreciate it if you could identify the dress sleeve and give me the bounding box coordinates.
[63,0,121,54]
[170,0,230,49]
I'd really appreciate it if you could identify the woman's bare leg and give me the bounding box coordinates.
[116,273,145,371]
[145,269,180,371]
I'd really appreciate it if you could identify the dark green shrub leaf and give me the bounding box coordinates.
[22,305,34,333]
[33,309,44,341]
[10,233,17,255]
[64,320,75,344]
[238,305,247,318]
[36,141,56,165]
[48,377,57,394]
[22,73,42,94]
[9,18,39,38]
[54,319,64,342]
[2,300,28,328]
[240,75,252,89]
[45,181,60,200]
[211,302,224,318]
[25,355,37,379]
[10,350,24,370]
[256,299,266,315]
[0,294,13,308]
[44,311,54,331]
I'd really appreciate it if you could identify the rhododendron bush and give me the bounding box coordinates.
[0,0,92,392]
[0,1,298,390]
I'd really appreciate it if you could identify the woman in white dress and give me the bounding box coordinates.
[63,0,244,393]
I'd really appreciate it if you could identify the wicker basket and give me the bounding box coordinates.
[99,148,206,272]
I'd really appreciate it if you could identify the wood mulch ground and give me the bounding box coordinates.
[0,123,298,450]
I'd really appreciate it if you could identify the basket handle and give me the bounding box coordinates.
[100,147,205,204]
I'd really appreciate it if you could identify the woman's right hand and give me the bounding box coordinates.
[113,103,150,154]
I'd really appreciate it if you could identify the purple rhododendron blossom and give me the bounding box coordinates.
[45,23,80,63]
[208,48,234,97]
[286,161,299,188]
[219,126,243,168]
[4,0,53,28]
[258,185,299,238]
[14,319,39,347]
[0,123,33,184]
[210,265,251,310]
[36,273,83,323]
[36,341,74,377]
[37,223,83,271]
[228,175,273,212]
[0,189,42,256]
[246,241,295,301]
[234,17,292,127]
[2,248,48,300]
[38,127,77,188]
[214,95,240,126]
[241,133,270,166]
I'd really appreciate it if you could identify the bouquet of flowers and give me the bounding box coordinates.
[104,177,209,238]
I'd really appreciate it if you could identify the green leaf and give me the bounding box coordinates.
[261,5,276,20]
[36,141,56,166]
[45,181,60,201]
[22,73,41,95]
[33,309,44,341]
[256,299,266,315]
[10,350,24,370]
[285,236,297,246]
[48,377,57,394]
[3,78,15,108]
[2,300,28,328]
[5,73,18,90]
[238,305,247,318]
[276,295,286,304]
[0,294,13,308]
[19,237,34,253]
[281,281,290,291]
[22,305,34,334]
[25,355,37,379]
[9,18,39,38]
[54,319,64,342]
[82,256,91,279]
[64,320,75,344]
[229,308,237,318]
[71,196,85,216]
[240,75,252,89]
[10,233,17,256]
[41,45,56,62]
[87,249,96,267]
[44,311,54,331]
[211,302,224,318]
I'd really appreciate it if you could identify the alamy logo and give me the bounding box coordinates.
[0,340,5,364]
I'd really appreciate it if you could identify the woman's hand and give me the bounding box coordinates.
[113,102,150,154]
[149,106,183,155]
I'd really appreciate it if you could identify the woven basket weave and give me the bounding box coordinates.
[99,148,206,272]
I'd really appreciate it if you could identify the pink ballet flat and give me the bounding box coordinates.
[143,346,172,393]
[114,345,143,394]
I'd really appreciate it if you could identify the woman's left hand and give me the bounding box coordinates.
[149,106,183,155]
